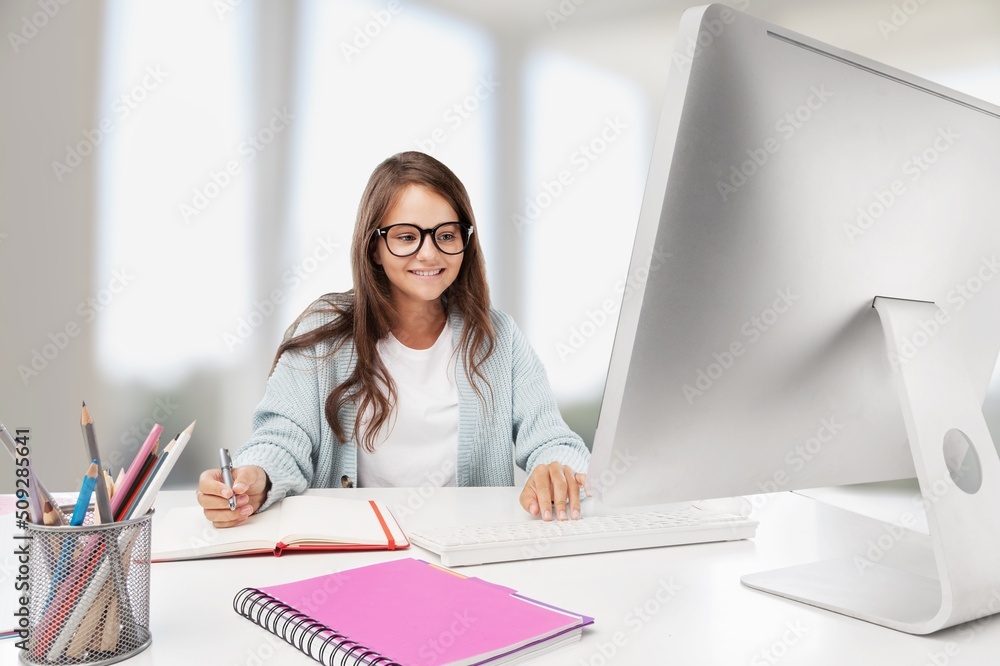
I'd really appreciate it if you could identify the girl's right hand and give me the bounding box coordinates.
[196,464,269,528]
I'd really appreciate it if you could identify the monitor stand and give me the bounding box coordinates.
[741,296,1000,634]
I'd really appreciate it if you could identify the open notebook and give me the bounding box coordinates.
[152,495,408,561]
[234,557,594,665]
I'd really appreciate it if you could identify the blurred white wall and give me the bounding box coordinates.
[1,0,998,493]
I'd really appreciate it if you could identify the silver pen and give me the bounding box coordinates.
[220,448,236,511]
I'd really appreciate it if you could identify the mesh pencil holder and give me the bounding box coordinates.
[19,507,153,666]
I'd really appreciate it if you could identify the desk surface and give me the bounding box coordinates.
[4,486,999,666]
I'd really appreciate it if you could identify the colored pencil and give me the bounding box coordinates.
[32,473,68,525]
[0,421,65,524]
[70,462,98,527]
[128,420,196,519]
[124,436,175,520]
[81,403,114,524]
[42,500,62,526]
[66,530,137,658]
[33,539,107,659]
[109,422,162,520]
[115,445,159,522]
[103,468,113,499]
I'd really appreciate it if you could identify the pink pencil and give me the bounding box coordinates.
[110,424,162,518]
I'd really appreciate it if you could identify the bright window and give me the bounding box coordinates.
[97,0,252,386]
[283,0,497,328]
[522,49,649,404]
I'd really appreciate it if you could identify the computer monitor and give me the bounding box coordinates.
[587,3,1000,634]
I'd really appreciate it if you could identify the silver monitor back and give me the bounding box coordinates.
[588,3,1000,507]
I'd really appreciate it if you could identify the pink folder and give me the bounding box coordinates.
[235,557,593,665]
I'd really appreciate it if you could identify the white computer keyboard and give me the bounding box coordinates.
[408,506,757,567]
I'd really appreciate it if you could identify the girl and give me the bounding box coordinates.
[197,151,590,527]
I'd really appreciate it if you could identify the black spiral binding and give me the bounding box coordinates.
[234,588,402,666]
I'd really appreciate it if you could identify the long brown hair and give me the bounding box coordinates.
[272,151,496,451]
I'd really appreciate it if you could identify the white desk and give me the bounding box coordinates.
[5,486,999,665]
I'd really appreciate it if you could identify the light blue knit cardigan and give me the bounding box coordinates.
[233,298,591,511]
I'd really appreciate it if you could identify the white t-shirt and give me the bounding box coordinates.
[357,320,459,488]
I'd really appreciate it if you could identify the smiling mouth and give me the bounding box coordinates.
[410,269,445,277]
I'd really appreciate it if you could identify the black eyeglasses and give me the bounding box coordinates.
[372,222,474,257]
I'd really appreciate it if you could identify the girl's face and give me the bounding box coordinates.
[373,184,465,311]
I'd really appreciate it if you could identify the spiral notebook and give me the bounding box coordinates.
[233,558,594,666]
